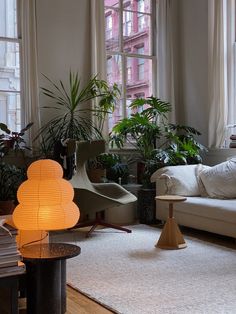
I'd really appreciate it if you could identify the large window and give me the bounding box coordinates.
[104,0,156,131]
[0,0,21,132]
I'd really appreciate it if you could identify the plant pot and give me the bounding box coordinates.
[137,188,156,224]
[137,161,145,184]
[0,200,16,215]
[2,139,14,149]
[87,168,106,183]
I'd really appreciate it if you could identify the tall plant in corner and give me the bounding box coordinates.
[36,71,120,153]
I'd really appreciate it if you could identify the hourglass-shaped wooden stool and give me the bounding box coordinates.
[155,195,187,249]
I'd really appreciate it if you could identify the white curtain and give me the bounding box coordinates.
[91,0,106,80]
[90,0,108,139]
[208,0,235,148]
[156,0,176,123]
[20,0,40,151]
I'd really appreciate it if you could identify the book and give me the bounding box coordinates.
[230,134,236,140]
[0,235,17,244]
[0,246,18,256]
[0,242,17,249]
[0,219,17,236]
[0,252,21,263]
[0,219,22,271]
[229,143,236,148]
[0,261,25,278]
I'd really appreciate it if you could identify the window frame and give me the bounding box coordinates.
[0,0,23,131]
[104,0,156,125]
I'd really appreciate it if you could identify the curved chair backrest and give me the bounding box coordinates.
[76,140,106,166]
[70,140,106,191]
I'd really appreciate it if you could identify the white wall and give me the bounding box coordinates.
[35,0,209,146]
[176,0,209,146]
[36,0,91,125]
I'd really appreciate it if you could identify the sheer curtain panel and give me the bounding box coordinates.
[208,0,235,148]
[20,0,40,150]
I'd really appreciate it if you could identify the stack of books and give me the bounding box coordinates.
[0,219,25,278]
[229,134,236,148]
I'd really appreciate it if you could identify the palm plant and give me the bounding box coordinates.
[36,72,120,153]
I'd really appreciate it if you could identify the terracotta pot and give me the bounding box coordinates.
[3,139,14,149]
[0,200,16,215]
[87,168,106,183]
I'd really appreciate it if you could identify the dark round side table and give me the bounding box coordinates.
[20,243,81,314]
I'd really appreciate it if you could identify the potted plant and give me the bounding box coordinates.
[109,96,205,223]
[0,162,26,215]
[36,71,120,155]
[0,122,33,152]
[87,152,129,184]
[110,97,205,186]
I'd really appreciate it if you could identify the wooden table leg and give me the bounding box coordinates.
[156,202,187,250]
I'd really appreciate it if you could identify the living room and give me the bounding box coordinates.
[1,0,236,313]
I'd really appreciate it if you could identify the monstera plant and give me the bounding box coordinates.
[110,96,205,187]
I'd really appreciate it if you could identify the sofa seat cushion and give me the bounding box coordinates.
[157,196,236,224]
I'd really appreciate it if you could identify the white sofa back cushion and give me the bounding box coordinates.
[150,164,202,196]
[199,158,236,199]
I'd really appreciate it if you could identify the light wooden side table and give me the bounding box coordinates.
[155,195,187,250]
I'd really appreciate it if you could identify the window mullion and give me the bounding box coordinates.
[151,0,157,96]
[122,55,127,119]
[119,0,123,52]
[0,36,20,43]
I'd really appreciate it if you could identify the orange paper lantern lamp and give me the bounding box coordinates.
[13,159,80,231]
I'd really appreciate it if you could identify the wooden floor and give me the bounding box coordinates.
[19,284,114,314]
[20,224,236,314]
[66,286,114,314]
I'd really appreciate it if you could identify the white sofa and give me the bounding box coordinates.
[150,160,236,238]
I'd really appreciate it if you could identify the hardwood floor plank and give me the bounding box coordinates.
[66,286,114,314]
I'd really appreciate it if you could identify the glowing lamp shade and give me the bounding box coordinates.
[13,159,80,231]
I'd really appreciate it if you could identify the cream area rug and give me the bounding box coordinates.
[51,224,236,314]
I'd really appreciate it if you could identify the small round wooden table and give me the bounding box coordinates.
[155,195,187,249]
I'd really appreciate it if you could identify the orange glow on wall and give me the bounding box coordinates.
[13,159,80,230]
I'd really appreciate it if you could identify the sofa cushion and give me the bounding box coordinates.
[199,158,236,199]
[151,164,202,196]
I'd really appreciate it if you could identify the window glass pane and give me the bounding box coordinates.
[128,0,151,13]
[106,54,122,86]
[126,56,152,102]
[107,54,123,132]
[0,92,21,131]
[123,12,151,55]
[0,0,18,38]
[108,99,123,132]
[105,0,119,8]
[105,8,120,52]
[0,41,20,92]
[104,0,154,134]
[123,10,132,36]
